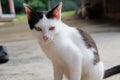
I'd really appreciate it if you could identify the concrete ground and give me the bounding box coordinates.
[0,18,120,80]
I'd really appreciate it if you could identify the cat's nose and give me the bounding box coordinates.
[43,35,48,41]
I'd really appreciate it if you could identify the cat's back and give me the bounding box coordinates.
[63,26,98,52]
[59,26,99,62]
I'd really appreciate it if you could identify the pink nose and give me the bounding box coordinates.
[43,35,48,41]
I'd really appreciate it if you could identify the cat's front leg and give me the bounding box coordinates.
[68,53,82,80]
[53,63,63,80]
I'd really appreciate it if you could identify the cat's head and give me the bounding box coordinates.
[23,2,62,43]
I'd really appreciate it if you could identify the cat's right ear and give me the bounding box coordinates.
[23,3,37,20]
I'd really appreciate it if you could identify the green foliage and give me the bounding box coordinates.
[1,0,79,14]
[1,0,10,13]
[14,0,25,13]
[62,1,78,11]
[14,0,48,13]
[51,0,78,11]
[62,11,76,17]
[28,0,47,10]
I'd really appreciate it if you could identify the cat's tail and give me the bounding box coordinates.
[104,65,120,79]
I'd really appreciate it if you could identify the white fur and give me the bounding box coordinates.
[32,15,104,80]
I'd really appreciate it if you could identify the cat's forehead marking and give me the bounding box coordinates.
[35,14,49,27]
[35,14,56,27]
[27,11,44,30]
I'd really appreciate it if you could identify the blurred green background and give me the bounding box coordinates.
[1,0,80,14]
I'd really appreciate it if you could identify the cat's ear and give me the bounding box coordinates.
[23,3,38,20]
[48,2,62,20]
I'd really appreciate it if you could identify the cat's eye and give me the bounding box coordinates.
[35,27,42,31]
[49,27,55,31]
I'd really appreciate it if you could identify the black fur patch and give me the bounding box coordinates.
[77,28,100,65]
[46,11,54,19]
[104,65,120,78]
[28,11,43,30]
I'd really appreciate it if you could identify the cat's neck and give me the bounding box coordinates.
[57,21,70,32]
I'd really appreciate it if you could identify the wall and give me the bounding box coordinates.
[103,0,120,19]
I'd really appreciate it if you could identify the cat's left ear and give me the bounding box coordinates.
[48,2,62,20]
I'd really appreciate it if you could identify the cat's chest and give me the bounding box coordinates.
[41,37,71,56]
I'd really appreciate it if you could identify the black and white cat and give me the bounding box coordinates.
[23,2,120,80]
